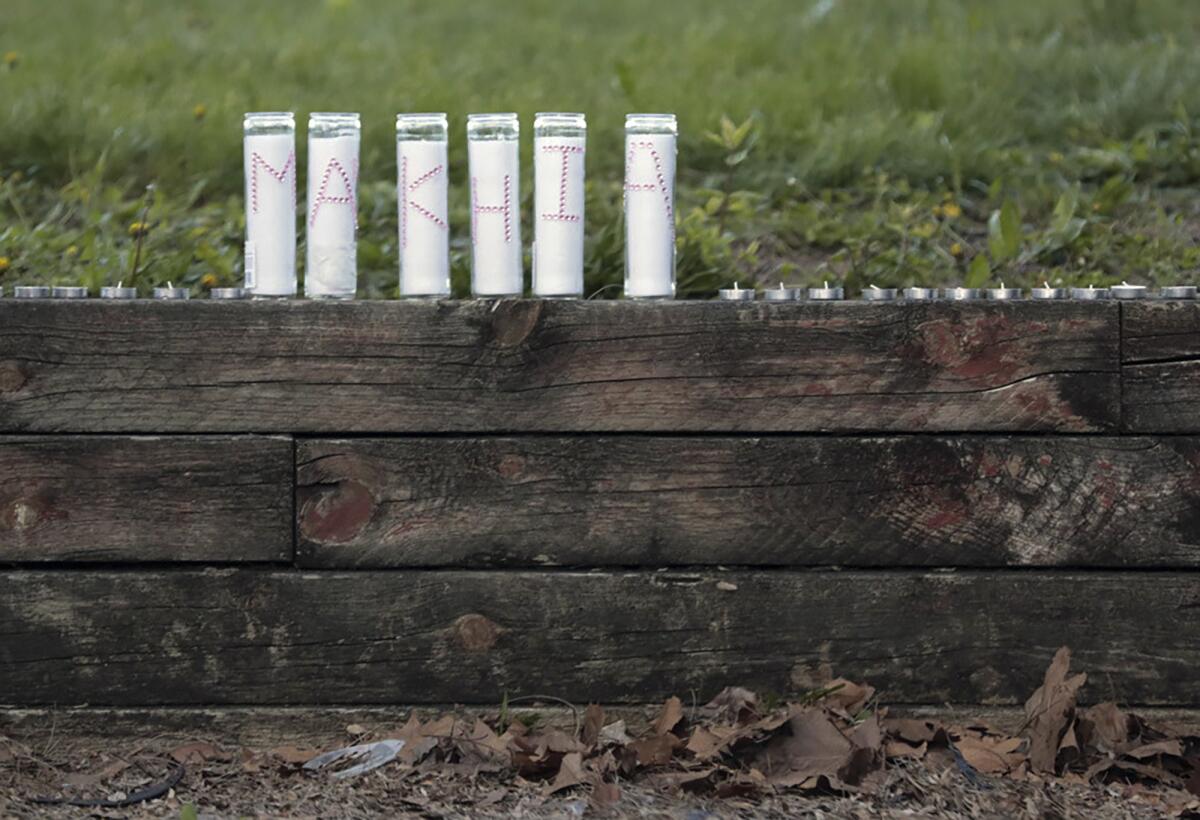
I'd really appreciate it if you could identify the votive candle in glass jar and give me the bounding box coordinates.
[306,112,360,299]
[533,113,586,298]
[243,112,297,298]
[467,113,523,297]
[396,113,450,298]
[624,114,677,299]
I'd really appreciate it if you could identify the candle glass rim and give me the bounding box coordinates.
[625,113,677,134]
[467,112,519,140]
[244,112,295,132]
[396,113,449,141]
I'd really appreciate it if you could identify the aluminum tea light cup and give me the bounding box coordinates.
[1110,282,1147,300]
[717,282,755,301]
[211,287,248,300]
[1160,286,1197,299]
[51,286,89,299]
[861,285,897,302]
[1071,285,1109,300]
[903,287,937,301]
[987,283,1023,300]
[1031,282,1069,300]
[808,281,844,301]
[153,282,191,300]
[100,283,138,299]
[13,286,51,299]
[943,287,984,301]
[761,283,799,301]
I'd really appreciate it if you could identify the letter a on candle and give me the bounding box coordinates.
[624,123,676,298]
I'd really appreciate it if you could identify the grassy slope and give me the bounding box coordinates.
[1,0,1199,295]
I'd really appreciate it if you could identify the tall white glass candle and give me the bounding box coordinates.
[533,113,586,298]
[396,113,450,298]
[243,112,297,298]
[467,113,523,297]
[306,112,360,299]
[624,113,677,299]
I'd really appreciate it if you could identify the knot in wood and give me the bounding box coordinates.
[489,300,543,347]
[298,479,375,545]
[5,499,41,531]
[0,361,29,394]
[450,613,502,652]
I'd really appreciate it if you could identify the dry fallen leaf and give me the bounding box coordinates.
[1023,646,1087,774]
[170,741,228,765]
[1079,702,1135,754]
[653,696,685,736]
[630,733,680,767]
[705,686,760,724]
[546,751,586,794]
[63,758,130,788]
[955,735,1025,775]
[589,780,621,809]
[598,720,632,747]
[823,679,876,715]
[269,745,321,766]
[581,704,605,748]
[759,708,853,788]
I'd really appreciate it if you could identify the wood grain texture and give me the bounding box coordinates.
[0,300,1119,433]
[296,436,1200,569]
[0,436,292,562]
[1122,301,1200,432]
[1,569,1196,706]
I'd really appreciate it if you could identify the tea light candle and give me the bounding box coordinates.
[243,112,297,298]
[1032,282,1069,300]
[533,112,586,298]
[396,113,451,298]
[718,282,754,301]
[1111,282,1147,300]
[100,282,138,299]
[943,287,984,300]
[211,287,247,300]
[1160,286,1197,299]
[987,283,1023,300]
[808,281,844,301]
[307,112,361,300]
[762,283,798,301]
[153,282,190,300]
[861,285,897,301]
[1071,285,1109,300]
[51,286,88,299]
[468,113,523,297]
[624,113,677,299]
[903,287,937,300]
[14,286,50,299]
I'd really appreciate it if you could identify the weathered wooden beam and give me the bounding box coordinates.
[1,569,1196,706]
[296,436,1200,568]
[1122,301,1200,432]
[0,436,292,562]
[0,300,1119,433]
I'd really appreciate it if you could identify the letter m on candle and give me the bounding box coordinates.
[249,150,296,214]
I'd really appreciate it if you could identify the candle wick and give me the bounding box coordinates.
[1044,281,1050,289]
[823,280,828,289]
[870,284,879,291]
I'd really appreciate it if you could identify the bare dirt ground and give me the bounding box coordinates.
[2,651,1198,818]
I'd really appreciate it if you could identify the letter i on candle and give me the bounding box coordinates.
[624,113,677,299]
[467,113,523,297]
[533,113,586,298]
[396,114,450,298]
[306,112,360,299]
[243,112,297,297]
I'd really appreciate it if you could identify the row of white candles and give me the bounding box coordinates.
[240,110,678,300]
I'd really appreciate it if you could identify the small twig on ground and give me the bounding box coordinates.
[503,695,580,740]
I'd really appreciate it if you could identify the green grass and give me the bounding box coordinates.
[2,0,1200,296]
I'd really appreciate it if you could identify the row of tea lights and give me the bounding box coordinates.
[0,281,1193,301]
[719,282,1198,301]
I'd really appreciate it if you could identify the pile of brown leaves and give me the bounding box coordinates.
[261,648,1196,813]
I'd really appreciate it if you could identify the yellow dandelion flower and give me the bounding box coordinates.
[3,51,18,68]
[201,273,218,288]
[0,256,10,272]
[913,222,937,239]
[932,205,945,218]
[942,203,962,220]
[950,242,964,257]
[128,221,150,237]
[193,103,207,121]
[65,245,79,258]
[1049,151,1064,164]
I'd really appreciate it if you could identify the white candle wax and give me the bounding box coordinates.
[533,135,586,297]
[469,138,523,296]
[306,131,359,298]
[243,129,296,296]
[624,129,676,298]
[397,139,450,297]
